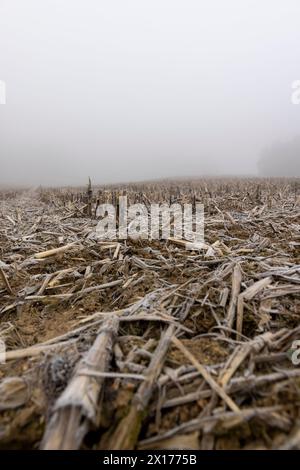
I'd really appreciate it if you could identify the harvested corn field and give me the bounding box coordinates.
[0,177,299,450]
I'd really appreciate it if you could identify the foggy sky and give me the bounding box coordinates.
[0,0,300,186]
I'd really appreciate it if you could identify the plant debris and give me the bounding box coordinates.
[0,177,299,450]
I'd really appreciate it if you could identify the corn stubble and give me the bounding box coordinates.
[0,177,299,450]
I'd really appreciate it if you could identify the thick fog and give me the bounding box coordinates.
[0,0,300,186]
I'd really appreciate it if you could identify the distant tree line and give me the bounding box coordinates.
[258,136,300,177]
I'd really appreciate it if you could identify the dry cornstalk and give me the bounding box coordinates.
[108,324,175,450]
[226,263,242,330]
[218,330,274,387]
[33,242,78,259]
[41,315,119,450]
[236,276,272,339]
[171,336,240,413]
[0,267,14,295]
[4,340,77,361]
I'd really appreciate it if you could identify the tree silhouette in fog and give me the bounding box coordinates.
[258,136,300,177]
